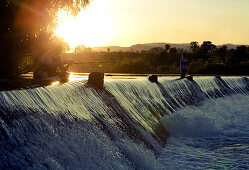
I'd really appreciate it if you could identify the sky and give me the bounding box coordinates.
[57,0,249,47]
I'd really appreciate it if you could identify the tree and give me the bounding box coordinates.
[147,47,164,68]
[169,47,177,54]
[148,47,164,55]
[200,41,216,54]
[197,41,216,63]
[190,41,199,53]
[75,45,86,53]
[231,45,248,63]
[165,44,170,53]
[214,45,227,63]
[0,0,90,79]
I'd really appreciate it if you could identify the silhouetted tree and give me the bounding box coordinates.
[200,41,216,54]
[214,45,227,63]
[148,47,164,54]
[165,44,170,53]
[190,41,199,53]
[169,47,177,54]
[147,47,164,69]
[0,0,90,79]
[234,45,249,63]
[198,41,216,62]
[64,42,249,75]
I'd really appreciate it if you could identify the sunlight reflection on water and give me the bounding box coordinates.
[69,72,89,82]
[68,72,177,82]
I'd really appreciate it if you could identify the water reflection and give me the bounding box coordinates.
[51,81,60,85]
[69,72,89,82]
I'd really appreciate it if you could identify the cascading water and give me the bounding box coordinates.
[159,94,249,169]
[0,76,248,169]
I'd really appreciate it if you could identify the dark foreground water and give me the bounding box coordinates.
[0,75,249,169]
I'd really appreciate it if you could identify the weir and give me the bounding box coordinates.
[0,76,248,169]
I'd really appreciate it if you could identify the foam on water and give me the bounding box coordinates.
[0,80,163,169]
[160,94,249,169]
[0,76,249,169]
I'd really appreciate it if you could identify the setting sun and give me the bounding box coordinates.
[54,0,249,48]
[56,0,114,48]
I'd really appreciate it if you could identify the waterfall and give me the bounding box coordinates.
[0,76,248,169]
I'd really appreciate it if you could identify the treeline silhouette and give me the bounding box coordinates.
[66,41,249,75]
[1,1,249,79]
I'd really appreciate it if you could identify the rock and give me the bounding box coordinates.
[148,75,158,83]
[186,75,193,81]
[87,72,104,90]
[215,75,222,80]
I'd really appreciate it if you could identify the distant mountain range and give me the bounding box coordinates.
[92,43,242,52]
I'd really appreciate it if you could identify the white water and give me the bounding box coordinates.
[160,94,249,169]
[0,76,249,169]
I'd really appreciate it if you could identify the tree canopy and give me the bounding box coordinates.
[4,0,90,34]
[0,0,91,78]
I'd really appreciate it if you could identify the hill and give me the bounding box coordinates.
[92,43,242,52]
[92,43,189,52]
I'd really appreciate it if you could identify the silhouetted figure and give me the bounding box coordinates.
[34,51,57,79]
[180,54,187,78]
[34,46,68,80]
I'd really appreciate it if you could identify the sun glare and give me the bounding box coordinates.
[51,81,60,86]
[56,1,114,49]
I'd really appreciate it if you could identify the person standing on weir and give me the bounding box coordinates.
[180,53,187,78]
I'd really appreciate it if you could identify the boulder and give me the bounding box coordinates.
[215,75,222,80]
[148,75,158,83]
[186,75,193,81]
[87,72,104,90]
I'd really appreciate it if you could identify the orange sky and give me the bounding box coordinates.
[57,0,249,48]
